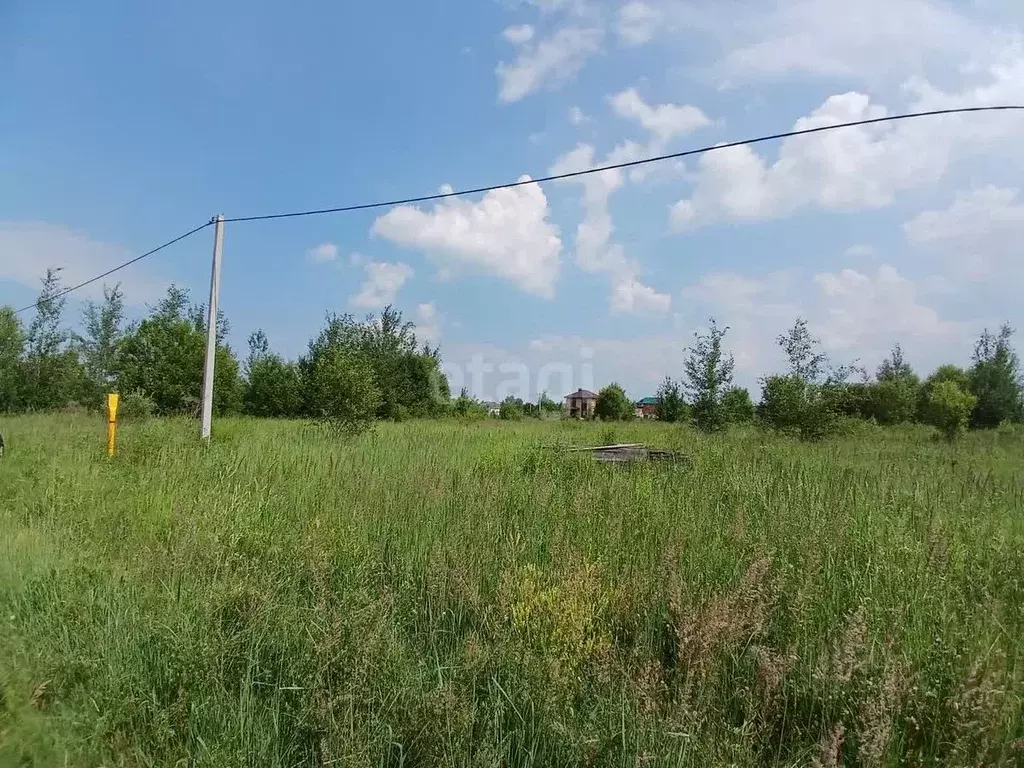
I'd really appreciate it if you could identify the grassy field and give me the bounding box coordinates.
[1,414,1022,766]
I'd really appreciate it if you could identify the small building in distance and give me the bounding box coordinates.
[635,396,658,419]
[564,388,599,419]
[483,401,501,417]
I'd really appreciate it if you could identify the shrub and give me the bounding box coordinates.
[721,386,755,424]
[499,397,525,421]
[117,389,156,420]
[595,383,634,421]
[928,380,976,441]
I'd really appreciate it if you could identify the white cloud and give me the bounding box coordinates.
[904,185,1024,280]
[371,176,562,298]
[307,242,338,263]
[845,244,876,258]
[610,87,711,144]
[415,302,442,345]
[813,264,966,354]
[496,26,603,102]
[350,261,413,309]
[628,0,1013,89]
[568,105,589,125]
[681,264,972,383]
[0,221,168,306]
[550,143,671,314]
[502,23,535,45]
[617,1,663,45]
[671,91,955,229]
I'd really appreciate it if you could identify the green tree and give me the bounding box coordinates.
[595,382,634,421]
[866,343,919,425]
[0,307,26,411]
[918,364,971,425]
[76,284,125,407]
[538,391,562,416]
[243,330,303,417]
[778,317,826,384]
[300,314,381,434]
[758,375,807,433]
[684,319,734,432]
[654,376,687,423]
[969,324,1023,428]
[928,380,976,441]
[452,387,486,418]
[118,286,241,415]
[498,396,525,420]
[23,269,81,410]
[721,386,755,424]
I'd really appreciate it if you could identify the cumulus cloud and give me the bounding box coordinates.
[670,91,963,229]
[0,221,168,306]
[307,243,338,263]
[350,261,413,309]
[682,264,971,382]
[371,177,562,298]
[497,26,603,102]
[610,87,711,144]
[904,185,1024,280]
[550,144,670,313]
[502,23,535,45]
[414,302,442,345]
[617,1,663,45]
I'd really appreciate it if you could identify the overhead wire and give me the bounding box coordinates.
[222,105,1024,223]
[17,104,1024,311]
[15,219,213,314]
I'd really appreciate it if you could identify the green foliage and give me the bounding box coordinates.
[684,319,735,432]
[778,317,826,383]
[22,269,80,411]
[720,386,755,424]
[594,382,633,421]
[117,389,156,420]
[928,380,976,441]
[300,315,381,435]
[969,324,1023,428]
[499,396,525,420]
[118,286,242,416]
[243,330,303,417]
[3,416,1024,765]
[76,284,125,408]
[0,306,25,412]
[758,374,807,433]
[452,388,487,419]
[868,378,919,425]
[538,392,562,416]
[918,364,971,425]
[654,376,688,423]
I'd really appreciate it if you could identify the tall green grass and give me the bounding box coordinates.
[1,415,1022,766]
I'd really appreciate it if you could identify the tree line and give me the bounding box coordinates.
[636,317,1024,440]
[0,271,448,432]
[3,271,1021,440]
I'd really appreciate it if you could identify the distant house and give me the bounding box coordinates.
[483,401,501,416]
[564,388,598,419]
[635,396,658,419]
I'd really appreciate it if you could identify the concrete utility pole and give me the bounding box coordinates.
[200,215,224,441]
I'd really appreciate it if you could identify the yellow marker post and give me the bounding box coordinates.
[106,393,119,457]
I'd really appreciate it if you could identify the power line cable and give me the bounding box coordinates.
[15,219,213,315]
[17,105,1024,311]
[222,105,1024,223]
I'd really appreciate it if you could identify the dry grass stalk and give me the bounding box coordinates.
[813,723,846,768]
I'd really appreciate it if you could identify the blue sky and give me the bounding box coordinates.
[3,0,1023,400]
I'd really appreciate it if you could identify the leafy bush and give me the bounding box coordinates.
[758,375,807,433]
[928,380,976,441]
[655,376,688,423]
[721,386,755,424]
[499,397,524,421]
[118,389,156,420]
[595,383,634,421]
